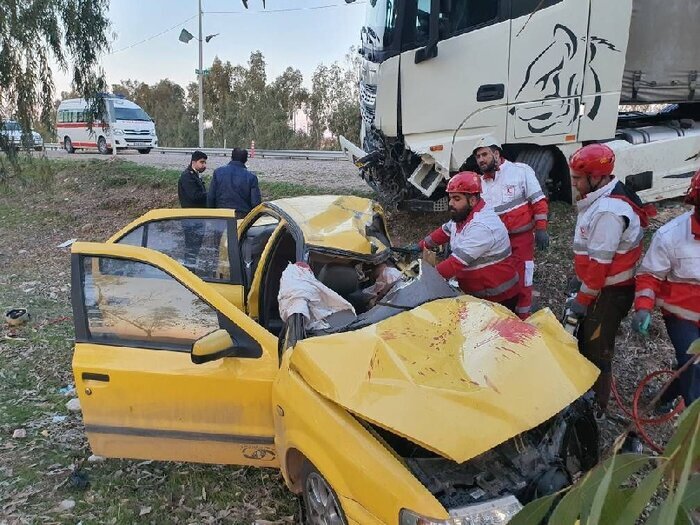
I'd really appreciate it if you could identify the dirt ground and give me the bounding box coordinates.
[0,157,689,523]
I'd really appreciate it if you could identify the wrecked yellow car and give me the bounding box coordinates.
[70,196,599,524]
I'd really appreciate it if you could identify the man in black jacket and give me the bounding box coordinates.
[207,148,261,218]
[178,151,208,266]
[178,150,208,207]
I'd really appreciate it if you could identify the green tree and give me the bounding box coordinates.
[308,48,361,148]
[0,0,110,151]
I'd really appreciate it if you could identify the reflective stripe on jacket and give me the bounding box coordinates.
[421,200,519,302]
[574,179,644,306]
[635,211,700,325]
[481,160,549,234]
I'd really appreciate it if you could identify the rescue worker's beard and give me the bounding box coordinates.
[478,158,498,175]
[449,203,471,222]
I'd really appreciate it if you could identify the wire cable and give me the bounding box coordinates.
[207,1,366,15]
[109,14,198,55]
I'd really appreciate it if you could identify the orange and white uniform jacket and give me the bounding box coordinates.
[420,201,519,302]
[573,178,645,306]
[481,160,549,235]
[635,211,700,325]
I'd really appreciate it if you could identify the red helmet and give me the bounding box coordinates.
[569,144,615,178]
[685,168,700,206]
[447,171,482,194]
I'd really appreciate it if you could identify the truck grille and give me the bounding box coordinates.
[360,81,377,127]
[123,129,151,135]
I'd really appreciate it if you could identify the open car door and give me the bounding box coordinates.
[70,241,279,466]
[108,209,245,309]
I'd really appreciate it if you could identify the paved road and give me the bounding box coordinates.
[44,149,368,193]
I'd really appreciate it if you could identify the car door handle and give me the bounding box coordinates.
[82,372,110,382]
[477,84,505,102]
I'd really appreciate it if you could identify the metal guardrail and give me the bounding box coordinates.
[44,143,347,161]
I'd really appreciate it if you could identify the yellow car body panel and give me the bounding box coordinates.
[73,344,279,467]
[290,297,598,463]
[267,195,390,255]
[273,355,449,522]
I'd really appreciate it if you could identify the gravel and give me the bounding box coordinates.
[44,149,368,193]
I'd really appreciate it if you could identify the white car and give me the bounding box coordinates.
[1,120,43,151]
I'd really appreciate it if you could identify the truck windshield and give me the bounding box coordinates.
[114,107,151,121]
[362,0,398,61]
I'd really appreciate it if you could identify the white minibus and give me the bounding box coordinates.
[56,95,158,154]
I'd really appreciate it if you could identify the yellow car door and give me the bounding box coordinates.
[70,241,280,467]
[108,209,245,309]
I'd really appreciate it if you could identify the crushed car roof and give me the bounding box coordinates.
[266,195,390,256]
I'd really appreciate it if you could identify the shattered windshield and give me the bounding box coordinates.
[362,0,398,61]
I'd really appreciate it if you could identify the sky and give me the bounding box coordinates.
[52,0,367,95]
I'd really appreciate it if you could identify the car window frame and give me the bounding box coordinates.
[71,253,262,357]
[113,216,243,286]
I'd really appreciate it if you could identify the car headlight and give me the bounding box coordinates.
[149,130,155,136]
[113,129,124,135]
[400,496,523,525]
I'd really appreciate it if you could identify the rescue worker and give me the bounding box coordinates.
[631,169,700,408]
[473,143,549,319]
[566,143,650,418]
[418,171,520,311]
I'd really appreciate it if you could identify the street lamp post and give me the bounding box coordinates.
[179,1,218,149]
[197,0,204,148]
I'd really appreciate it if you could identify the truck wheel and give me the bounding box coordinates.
[64,136,75,154]
[301,462,346,525]
[97,136,111,155]
[515,148,555,199]
[137,148,151,154]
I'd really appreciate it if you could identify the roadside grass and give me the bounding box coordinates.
[0,157,337,523]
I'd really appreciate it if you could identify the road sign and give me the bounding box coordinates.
[195,69,210,75]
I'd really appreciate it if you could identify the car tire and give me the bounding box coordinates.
[97,136,110,155]
[64,137,75,154]
[300,461,347,525]
[137,148,151,154]
[34,146,43,152]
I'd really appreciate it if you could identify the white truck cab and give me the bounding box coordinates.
[57,95,159,155]
[342,0,700,210]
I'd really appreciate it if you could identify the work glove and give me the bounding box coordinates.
[400,243,422,255]
[535,229,550,251]
[565,297,587,318]
[631,309,652,335]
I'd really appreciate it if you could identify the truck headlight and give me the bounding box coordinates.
[400,495,523,525]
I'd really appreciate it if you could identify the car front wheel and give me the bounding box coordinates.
[301,462,346,525]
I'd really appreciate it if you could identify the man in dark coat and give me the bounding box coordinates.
[178,150,208,208]
[207,148,261,218]
[178,150,208,266]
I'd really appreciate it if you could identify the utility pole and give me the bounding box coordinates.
[198,0,204,148]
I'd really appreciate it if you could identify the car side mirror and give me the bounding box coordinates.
[191,329,236,364]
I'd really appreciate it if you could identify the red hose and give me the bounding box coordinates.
[611,371,684,453]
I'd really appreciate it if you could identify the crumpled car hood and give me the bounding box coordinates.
[290,297,598,463]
